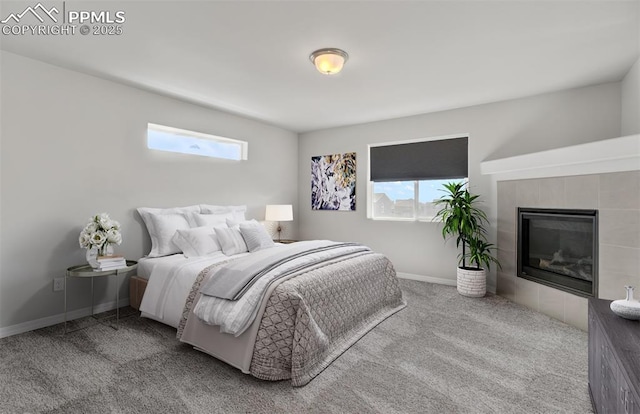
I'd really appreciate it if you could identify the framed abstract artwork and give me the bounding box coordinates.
[311,152,356,211]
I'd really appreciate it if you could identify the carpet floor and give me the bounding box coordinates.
[0,280,593,413]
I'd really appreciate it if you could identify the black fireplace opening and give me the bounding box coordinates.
[517,208,598,298]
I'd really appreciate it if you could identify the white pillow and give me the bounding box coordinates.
[200,205,247,221]
[226,218,258,229]
[215,227,249,256]
[240,222,275,252]
[171,226,222,258]
[137,206,199,257]
[146,213,191,257]
[190,212,234,227]
[138,205,199,227]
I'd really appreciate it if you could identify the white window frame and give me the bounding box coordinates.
[367,133,469,222]
[147,123,248,161]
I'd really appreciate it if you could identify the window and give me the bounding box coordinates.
[147,123,247,161]
[371,178,466,220]
[368,135,468,220]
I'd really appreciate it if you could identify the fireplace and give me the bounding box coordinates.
[517,208,598,297]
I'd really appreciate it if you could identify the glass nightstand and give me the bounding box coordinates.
[64,260,137,334]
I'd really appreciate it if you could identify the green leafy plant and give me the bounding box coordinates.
[433,181,501,271]
[466,236,501,271]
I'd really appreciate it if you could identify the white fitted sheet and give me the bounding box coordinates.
[137,254,189,279]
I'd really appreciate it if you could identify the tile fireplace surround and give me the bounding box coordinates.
[484,135,640,330]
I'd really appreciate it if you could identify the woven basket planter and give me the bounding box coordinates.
[456,267,486,298]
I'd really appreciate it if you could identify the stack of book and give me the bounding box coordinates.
[95,255,127,271]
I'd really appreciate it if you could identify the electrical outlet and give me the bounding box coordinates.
[53,278,65,292]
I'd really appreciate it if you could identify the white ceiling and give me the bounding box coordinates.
[1,1,639,132]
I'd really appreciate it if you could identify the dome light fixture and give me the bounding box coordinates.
[309,48,349,75]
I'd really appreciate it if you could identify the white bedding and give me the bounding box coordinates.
[139,252,249,328]
[194,242,370,336]
[137,254,189,280]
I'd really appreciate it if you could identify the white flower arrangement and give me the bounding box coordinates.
[79,213,122,255]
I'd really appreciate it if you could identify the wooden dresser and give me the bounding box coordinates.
[588,298,640,414]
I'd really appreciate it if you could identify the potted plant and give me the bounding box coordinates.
[434,181,500,297]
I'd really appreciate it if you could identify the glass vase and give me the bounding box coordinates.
[99,244,114,257]
[86,244,114,269]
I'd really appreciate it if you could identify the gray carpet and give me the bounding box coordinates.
[0,280,593,414]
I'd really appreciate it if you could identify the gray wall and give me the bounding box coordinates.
[621,57,640,136]
[298,83,622,287]
[0,51,298,330]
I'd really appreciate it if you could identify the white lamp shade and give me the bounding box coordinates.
[265,204,293,222]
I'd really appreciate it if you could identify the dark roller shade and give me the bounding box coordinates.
[370,137,468,182]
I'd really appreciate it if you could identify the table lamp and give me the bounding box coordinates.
[265,204,293,241]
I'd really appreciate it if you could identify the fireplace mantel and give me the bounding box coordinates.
[481,134,640,181]
[492,134,640,331]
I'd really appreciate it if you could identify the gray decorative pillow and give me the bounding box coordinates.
[240,222,275,252]
[215,227,249,256]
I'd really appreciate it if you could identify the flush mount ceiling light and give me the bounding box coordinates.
[309,48,349,75]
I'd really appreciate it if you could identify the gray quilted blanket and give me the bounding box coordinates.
[179,250,405,386]
[250,251,405,386]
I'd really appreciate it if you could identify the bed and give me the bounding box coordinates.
[135,205,406,386]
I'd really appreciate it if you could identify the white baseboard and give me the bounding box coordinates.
[396,272,457,286]
[397,272,498,294]
[0,297,130,339]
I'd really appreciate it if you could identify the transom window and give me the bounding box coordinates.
[147,123,248,161]
[368,135,468,221]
